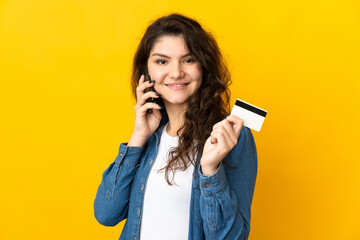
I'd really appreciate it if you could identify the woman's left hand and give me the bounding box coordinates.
[200,115,244,175]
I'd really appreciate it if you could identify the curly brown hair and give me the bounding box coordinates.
[131,13,231,185]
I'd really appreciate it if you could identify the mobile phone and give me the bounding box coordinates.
[143,67,162,114]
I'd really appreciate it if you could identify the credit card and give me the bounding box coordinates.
[231,98,267,132]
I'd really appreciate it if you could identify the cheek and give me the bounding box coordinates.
[192,67,203,85]
[150,71,166,92]
[151,72,165,82]
[148,67,165,82]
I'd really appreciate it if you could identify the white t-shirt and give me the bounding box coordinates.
[139,124,195,240]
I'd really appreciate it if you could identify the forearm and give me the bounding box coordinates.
[128,133,150,147]
[198,127,258,240]
[199,163,250,240]
[94,143,143,226]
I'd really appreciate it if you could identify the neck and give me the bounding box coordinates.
[164,102,187,137]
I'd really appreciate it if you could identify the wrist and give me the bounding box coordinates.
[128,133,150,147]
[200,164,219,176]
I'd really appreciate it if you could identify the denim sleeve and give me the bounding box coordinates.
[93,143,143,226]
[198,127,258,240]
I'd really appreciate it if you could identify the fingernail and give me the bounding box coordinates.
[155,93,161,96]
[150,80,155,84]
[157,104,164,108]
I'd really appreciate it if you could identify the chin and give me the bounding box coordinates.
[164,97,190,106]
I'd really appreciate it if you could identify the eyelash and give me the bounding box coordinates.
[155,58,196,65]
[184,58,196,63]
[156,59,167,65]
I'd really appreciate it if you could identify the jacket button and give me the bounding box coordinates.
[141,184,144,191]
[120,153,123,157]
[137,209,140,215]
[205,184,211,187]
[149,160,153,165]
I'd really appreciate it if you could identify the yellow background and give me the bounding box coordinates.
[1,0,359,239]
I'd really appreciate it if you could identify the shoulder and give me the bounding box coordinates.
[236,126,256,151]
[226,126,257,166]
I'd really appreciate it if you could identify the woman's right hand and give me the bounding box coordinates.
[128,75,163,147]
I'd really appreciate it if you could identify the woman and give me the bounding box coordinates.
[94,14,257,240]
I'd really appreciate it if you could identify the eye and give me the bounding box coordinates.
[156,59,167,65]
[184,58,196,63]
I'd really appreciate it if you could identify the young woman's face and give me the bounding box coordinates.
[147,35,203,109]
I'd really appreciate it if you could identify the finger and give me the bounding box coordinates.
[136,74,146,92]
[136,78,155,100]
[210,122,225,144]
[137,79,155,93]
[219,119,238,144]
[139,75,155,89]
[137,91,161,106]
[212,127,234,148]
[211,130,233,153]
[212,119,224,131]
[141,73,147,83]
[210,133,217,144]
[151,108,162,120]
[139,74,145,83]
[138,102,163,114]
[212,118,234,130]
[205,136,212,145]
[210,128,230,149]
[226,115,243,137]
[211,119,231,143]
[211,119,238,145]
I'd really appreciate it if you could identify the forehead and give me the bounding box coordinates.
[150,35,190,55]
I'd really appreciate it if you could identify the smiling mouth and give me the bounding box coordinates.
[165,83,189,86]
[164,83,190,90]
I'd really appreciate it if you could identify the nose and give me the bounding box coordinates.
[169,62,185,79]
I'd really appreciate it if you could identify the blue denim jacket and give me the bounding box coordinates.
[94,116,257,240]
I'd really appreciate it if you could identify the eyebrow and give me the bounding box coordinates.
[150,53,193,58]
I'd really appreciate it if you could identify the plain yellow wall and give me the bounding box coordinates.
[1,0,359,239]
